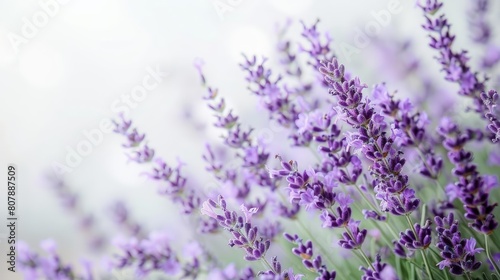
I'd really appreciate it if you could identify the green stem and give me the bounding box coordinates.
[405,215,435,280]
[353,183,379,214]
[344,225,374,270]
[358,247,374,270]
[420,250,435,280]
[485,234,500,277]
[261,257,275,273]
[405,215,417,236]
[385,219,400,240]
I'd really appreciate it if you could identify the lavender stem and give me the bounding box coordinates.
[485,234,500,277]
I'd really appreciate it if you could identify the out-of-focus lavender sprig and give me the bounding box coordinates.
[284,233,336,279]
[207,263,256,280]
[196,60,273,190]
[113,115,202,215]
[196,59,300,227]
[434,213,483,276]
[468,0,500,70]
[468,0,490,44]
[113,115,219,234]
[200,195,290,276]
[112,232,205,279]
[240,55,314,147]
[275,20,318,109]
[275,19,303,81]
[45,174,106,251]
[420,0,500,143]
[18,240,94,280]
[299,20,336,89]
[109,201,144,238]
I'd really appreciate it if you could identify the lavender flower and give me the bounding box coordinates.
[113,232,202,278]
[201,196,295,277]
[468,0,491,44]
[45,174,106,250]
[207,263,255,280]
[109,201,144,237]
[113,116,203,216]
[434,213,483,275]
[240,55,313,147]
[259,256,304,280]
[18,240,94,280]
[420,0,500,143]
[319,58,420,217]
[437,117,498,234]
[201,196,271,261]
[284,233,336,279]
[372,84,443,180]
[360,254,399,280]
[397,220,432,251]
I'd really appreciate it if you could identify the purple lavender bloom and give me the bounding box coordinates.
[437,118,498,234]
[360,254,399,280]
[113,232,205,278]
[207,263,256,280]
[239,55,313,147]
[420,0,500,143]
[363,209,386,221]
[372,84,443,180]
[201,196,270,261]
[468,0,491,44]
[481,90,500,143]
[434,213,483,275]
[260,256,304,280]
[109,201,143,237]
[45,174,106,251]
[393,240,410,259]
[298,20,336,89]
[488,253,500,271]
[284,233,336,279]
[397,220,432,251]
[113,117,204,216]
[319,58,420,217]
[338,220,368,250]
[202,197,300,278]
[18,240,94,280]
[259,220,283,241]
[196,61,282,212]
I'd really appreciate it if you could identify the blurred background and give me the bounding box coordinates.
[1,0,499,279]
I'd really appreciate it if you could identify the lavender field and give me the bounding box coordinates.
[1,0,500,279]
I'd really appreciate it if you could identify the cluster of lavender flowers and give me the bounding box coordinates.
[20,1,500,279]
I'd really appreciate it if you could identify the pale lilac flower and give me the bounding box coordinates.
[240,204,259,223]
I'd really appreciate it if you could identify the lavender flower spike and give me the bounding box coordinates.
[318,58,420,217]
[360,254,399,280]
[435,213,483,275]
[284,233,337,279]
[420,0,500,143]
[201,196,295,276]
